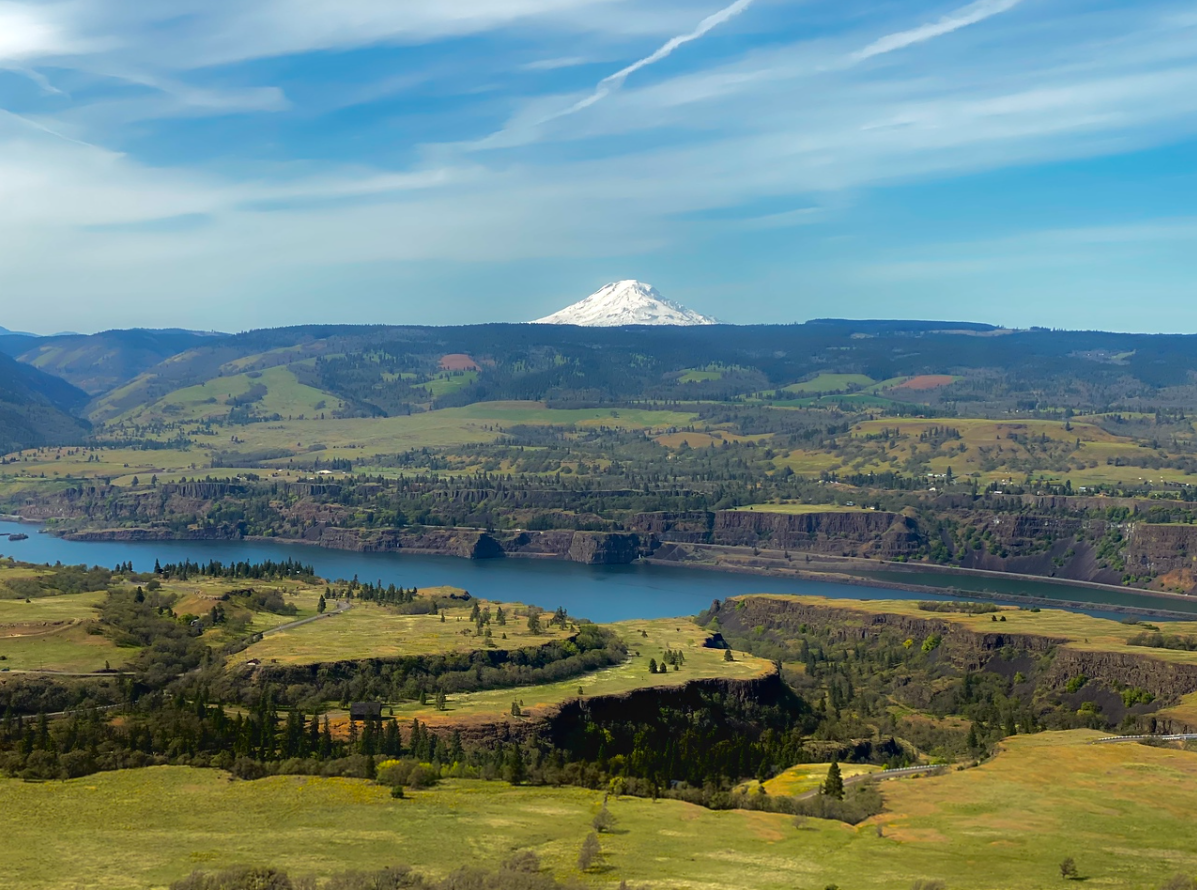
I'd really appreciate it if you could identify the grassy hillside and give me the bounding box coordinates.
[2,731,1194,890]
[17,329,218,396]
[0,352,90,454]
[229,590,573,667]
[106,365,347,426]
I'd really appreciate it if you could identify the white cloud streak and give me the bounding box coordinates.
[3,0,1197,331]
[549,0,756,120]
[851,0,1024,63]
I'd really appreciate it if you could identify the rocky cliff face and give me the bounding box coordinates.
[634,509,923,558]
[1125,523,1197,578]
[298,525,642,564]
[717,596,1197,701]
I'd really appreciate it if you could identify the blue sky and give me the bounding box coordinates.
[1,0,1196,333]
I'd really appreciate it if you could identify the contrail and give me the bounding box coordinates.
[851,0,1024,63]
[547,0,757,121]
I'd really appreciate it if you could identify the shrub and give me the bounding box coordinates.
[577,833,602,872]
[592,803,617,833]
[501,851,541,874]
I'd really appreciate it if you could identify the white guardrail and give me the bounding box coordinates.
[1093,733,1197,744]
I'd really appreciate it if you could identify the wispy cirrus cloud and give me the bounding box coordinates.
[2,0,1197,333]
[547,0,757,120]
[850,0,1025,63]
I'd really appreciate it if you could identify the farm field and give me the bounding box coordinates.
[2,731,1195,890]
[229,591,572,666]
[156,402,695,466]
[784,373,876,394]
[2,402,702,489]
[385,618,772,724]
[771,415,1197,488]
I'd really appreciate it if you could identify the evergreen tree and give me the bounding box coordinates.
[504,744,527,785]
[823,761,844,800]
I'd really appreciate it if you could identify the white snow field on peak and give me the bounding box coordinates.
[532,281,718,327]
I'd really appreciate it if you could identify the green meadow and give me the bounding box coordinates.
[2,731,1195,890]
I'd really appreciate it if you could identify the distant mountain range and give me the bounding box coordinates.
[0,329,225,396]
[533,280,718,326]
[12,311,1197,457]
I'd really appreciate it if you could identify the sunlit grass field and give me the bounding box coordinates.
[753,762,881,796]
[0,589,120,672]
[784,373,876,394]
[382,617,772,725]
[2,731,1195,890]
[0,568,329,672]
[230,592,572,667]
[772,414,1197,488]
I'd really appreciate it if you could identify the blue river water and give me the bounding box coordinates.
[2,519,1191,622]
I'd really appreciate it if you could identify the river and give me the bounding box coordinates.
[3,519,1194,622]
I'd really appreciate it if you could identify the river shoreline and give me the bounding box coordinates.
[15,520,1197,621]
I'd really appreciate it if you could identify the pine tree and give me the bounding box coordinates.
[504,744,527,785]
[823,761,844,800]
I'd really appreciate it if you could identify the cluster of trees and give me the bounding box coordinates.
[342,580,424,607]
[154,558,316,581]
[1128,631,1197,652]
[0,561,114,599]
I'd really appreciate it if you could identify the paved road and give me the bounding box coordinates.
[258,599,351,636]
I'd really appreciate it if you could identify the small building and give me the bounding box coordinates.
[349,702,383,722]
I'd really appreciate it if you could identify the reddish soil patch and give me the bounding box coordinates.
[440,354,480,371]
[893,375,955,391]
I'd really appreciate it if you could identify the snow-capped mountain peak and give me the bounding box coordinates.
[532,281,718,327]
